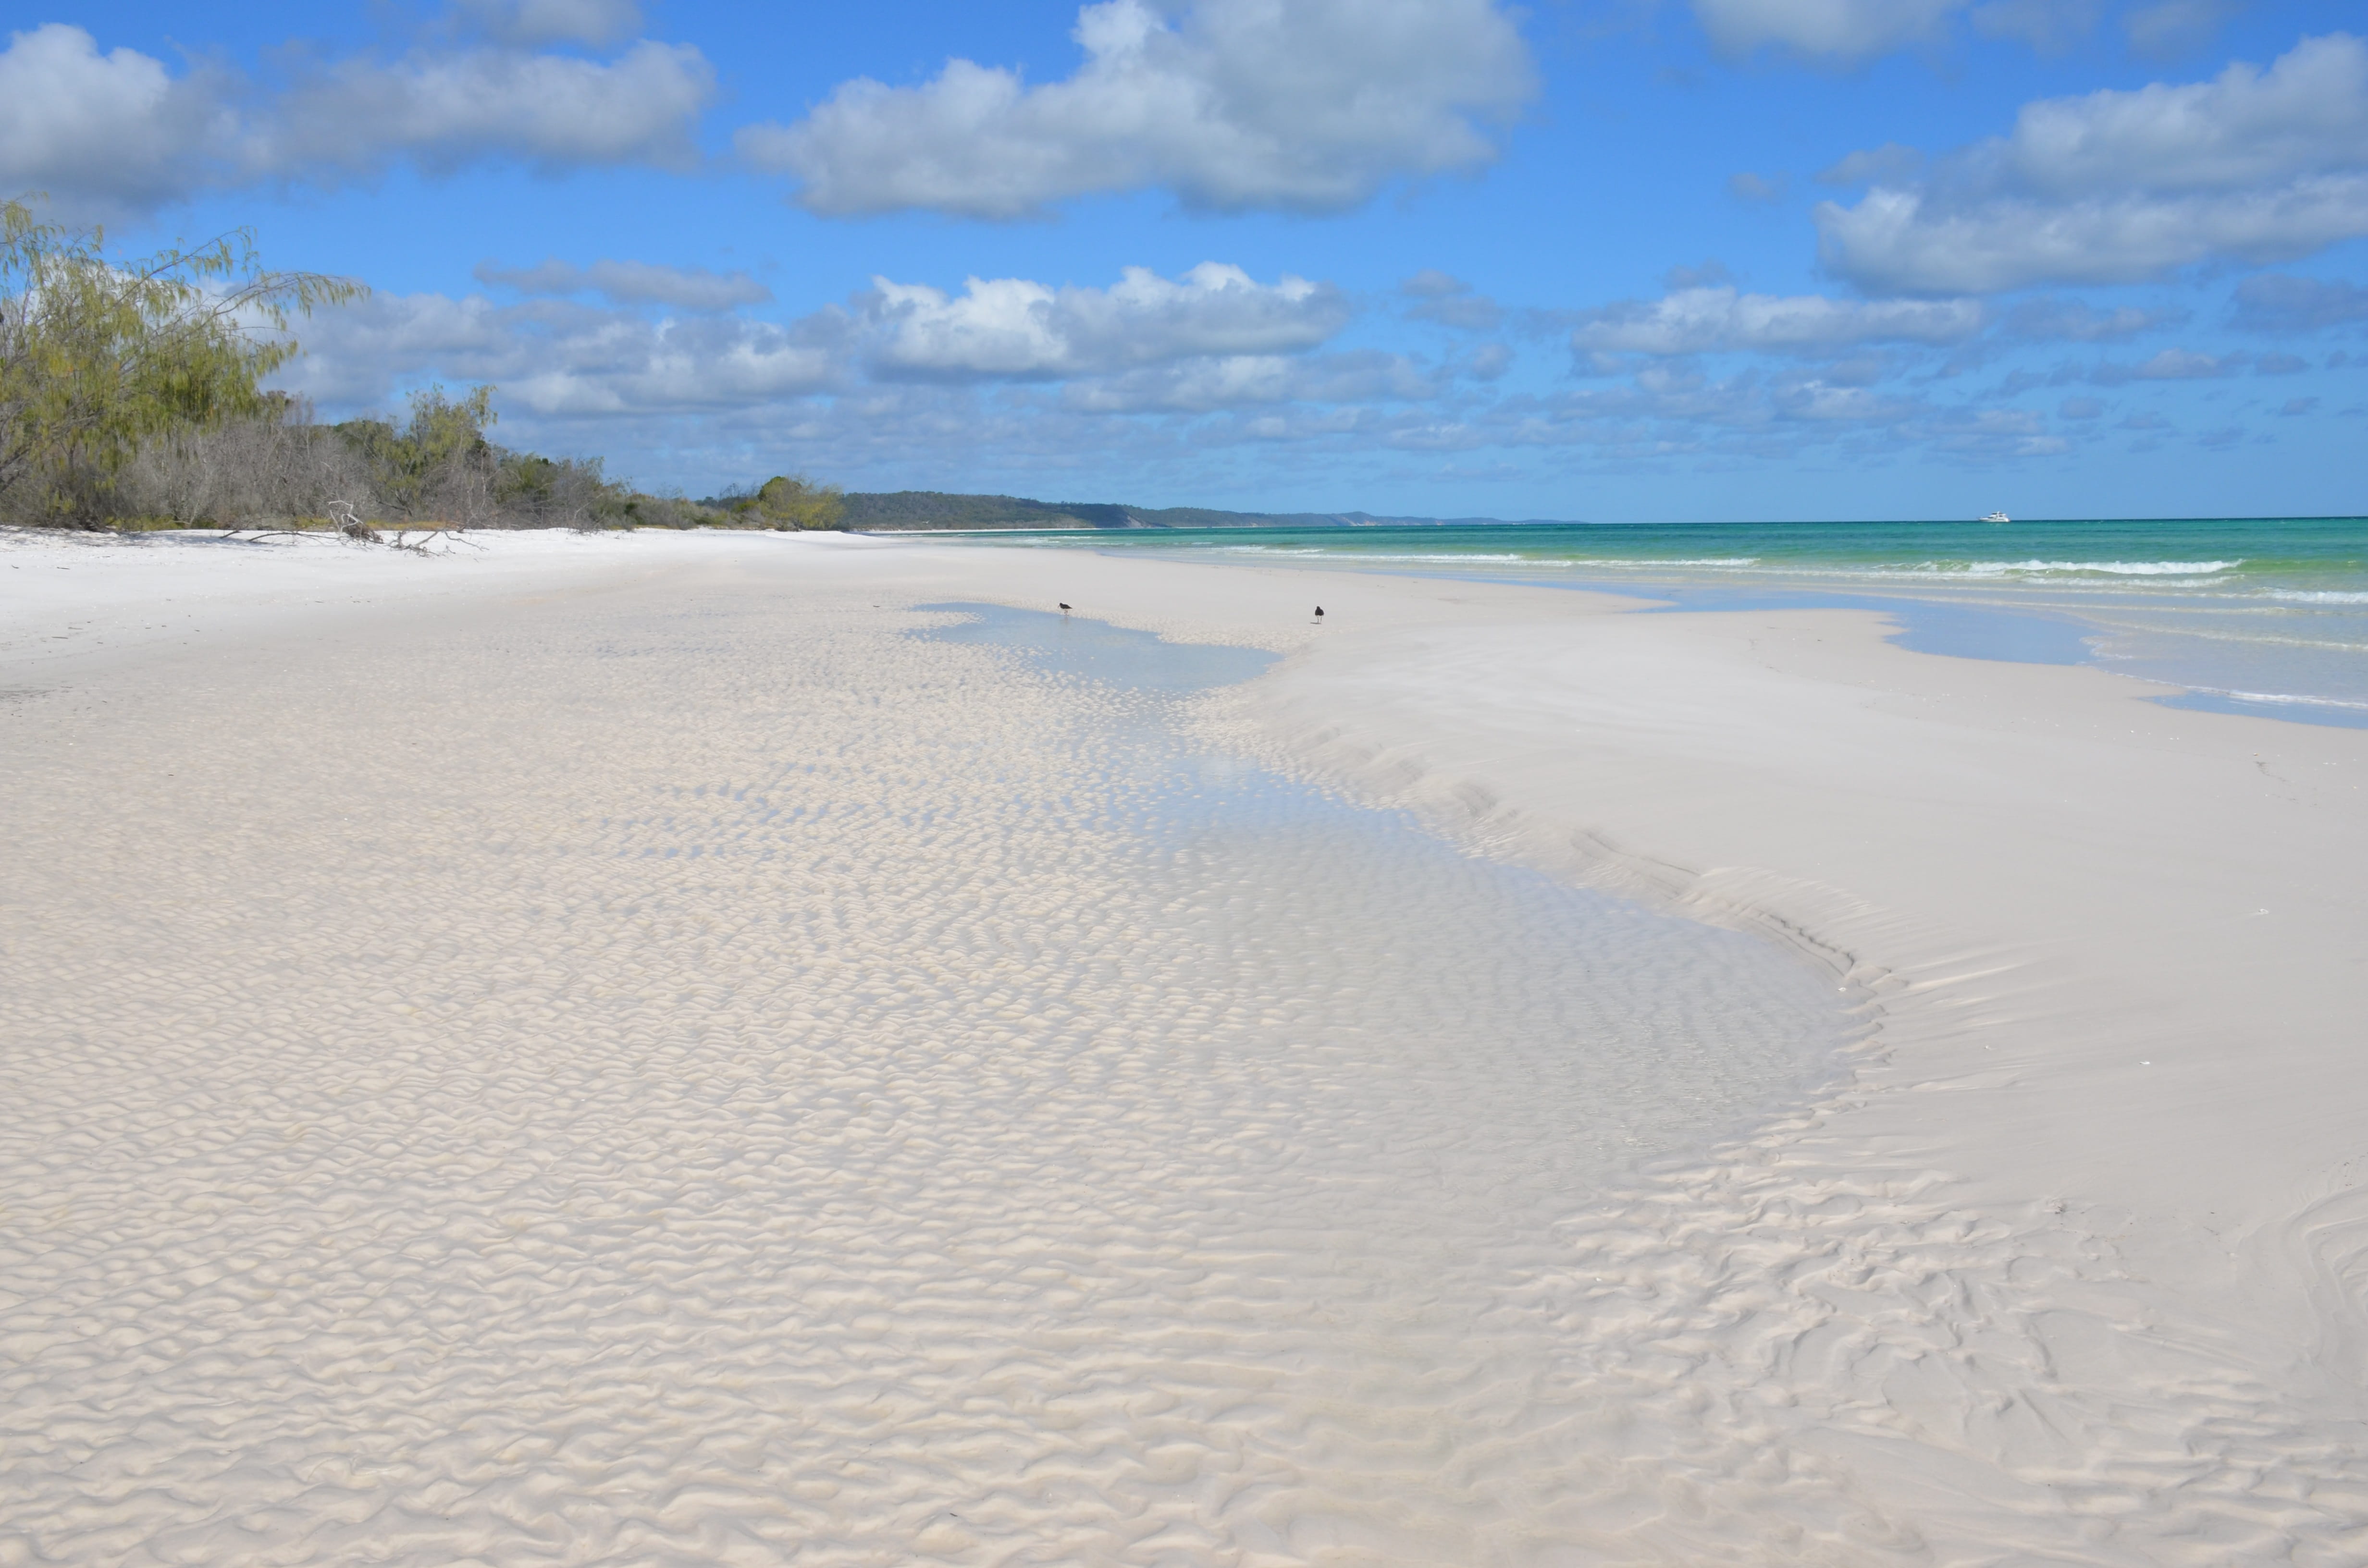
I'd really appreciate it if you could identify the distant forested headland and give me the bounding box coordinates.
[0,198,1550,538]
[832,492,1559,530]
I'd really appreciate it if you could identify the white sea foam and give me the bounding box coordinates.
[2172,684,2368,710]
[1953,559,2242,576]
[1222,550,2249,585]
[2092,620,2368,655]
[1334,551,1538,563]
[1215,545,1536,563]
[1208,548,2245,579]
[1566,556,1763,568]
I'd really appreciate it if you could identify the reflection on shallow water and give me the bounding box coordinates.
[1574,578,2367,728]
[3,582,1866,1563]
[942,519,2368,730]
[916,599,1277,691]
[914,599,1852,1180]
[1605,584,2098,667]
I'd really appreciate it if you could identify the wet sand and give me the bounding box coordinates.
[3,526,2364,1564]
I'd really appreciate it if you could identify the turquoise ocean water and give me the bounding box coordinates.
[937,517,2368,729]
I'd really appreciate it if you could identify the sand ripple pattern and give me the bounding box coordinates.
[2,582,1852,1565]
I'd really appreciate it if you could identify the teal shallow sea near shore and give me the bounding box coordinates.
[950,517,2368,729]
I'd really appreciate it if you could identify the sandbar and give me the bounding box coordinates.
[3,526,2363,1564]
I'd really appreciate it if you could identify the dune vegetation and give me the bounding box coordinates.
[0,198,843,536]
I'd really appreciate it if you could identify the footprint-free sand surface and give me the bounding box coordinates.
[3,527,2365,1564]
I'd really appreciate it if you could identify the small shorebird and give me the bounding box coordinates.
[1058,602,1072,614]
[1313,606,1325,621]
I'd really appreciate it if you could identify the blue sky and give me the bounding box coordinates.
[6,0,2363,519]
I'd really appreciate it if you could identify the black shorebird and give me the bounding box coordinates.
[1059,602,1072,614]
[1314,606,1325,621]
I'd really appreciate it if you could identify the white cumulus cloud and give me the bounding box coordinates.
[1398,270,1505,331]
[1969,0,2102,55]
[475,258,772,310]
[2000,298,2167,341]
[0,25,234,215]
[2124,0,2237,60]
[1816,32,2368,294]
[1572,286,1986,355]
[1689,0,2102,61]
[453,0,645,47]
[2088,347,2247,382]
[0,21,715,218]
[270,38,714,177]
[1061,349,1434,412]
[271,261,1358,436]
[863,262,1351,379]
[736,0,1534,218]
[274,292,844,417]
[1691,0,1967,61]
[2229,274,2368,331]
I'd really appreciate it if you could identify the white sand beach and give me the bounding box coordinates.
[3,526,2364,1565]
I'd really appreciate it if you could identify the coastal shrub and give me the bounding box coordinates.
[714,473,846,530]
[1,196,841,536]
[0,197,365,527]
[332,384,630,530]
[496,450,628,530]
[334,385,501,527]
[619,492,728,529]
[115,397,375,528]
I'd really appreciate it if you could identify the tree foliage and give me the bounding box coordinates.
[0,196,856,536]
[116,396,373,528]
[335,385,501,526]
[333,385,628,529]
[723,474,846,530]
[0,197,367,525]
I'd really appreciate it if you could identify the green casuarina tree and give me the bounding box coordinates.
[737,474,846,530]
[0,197,368,526]
[495,449,625,529]
[337,384,501,524]
[337,385,628,529]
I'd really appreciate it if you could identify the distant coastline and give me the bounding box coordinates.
[843,496,2365,532]
[839,488,1582,531]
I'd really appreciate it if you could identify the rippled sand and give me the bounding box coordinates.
[1,548,1848,1563]
[10,527,2365,1566]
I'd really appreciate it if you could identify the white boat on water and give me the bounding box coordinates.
[1980,510,2011,523]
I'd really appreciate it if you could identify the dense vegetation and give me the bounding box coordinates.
[699,474,846,531]
[0,198,844,535]
[1,196,1498,539]
[0,198,363,527]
